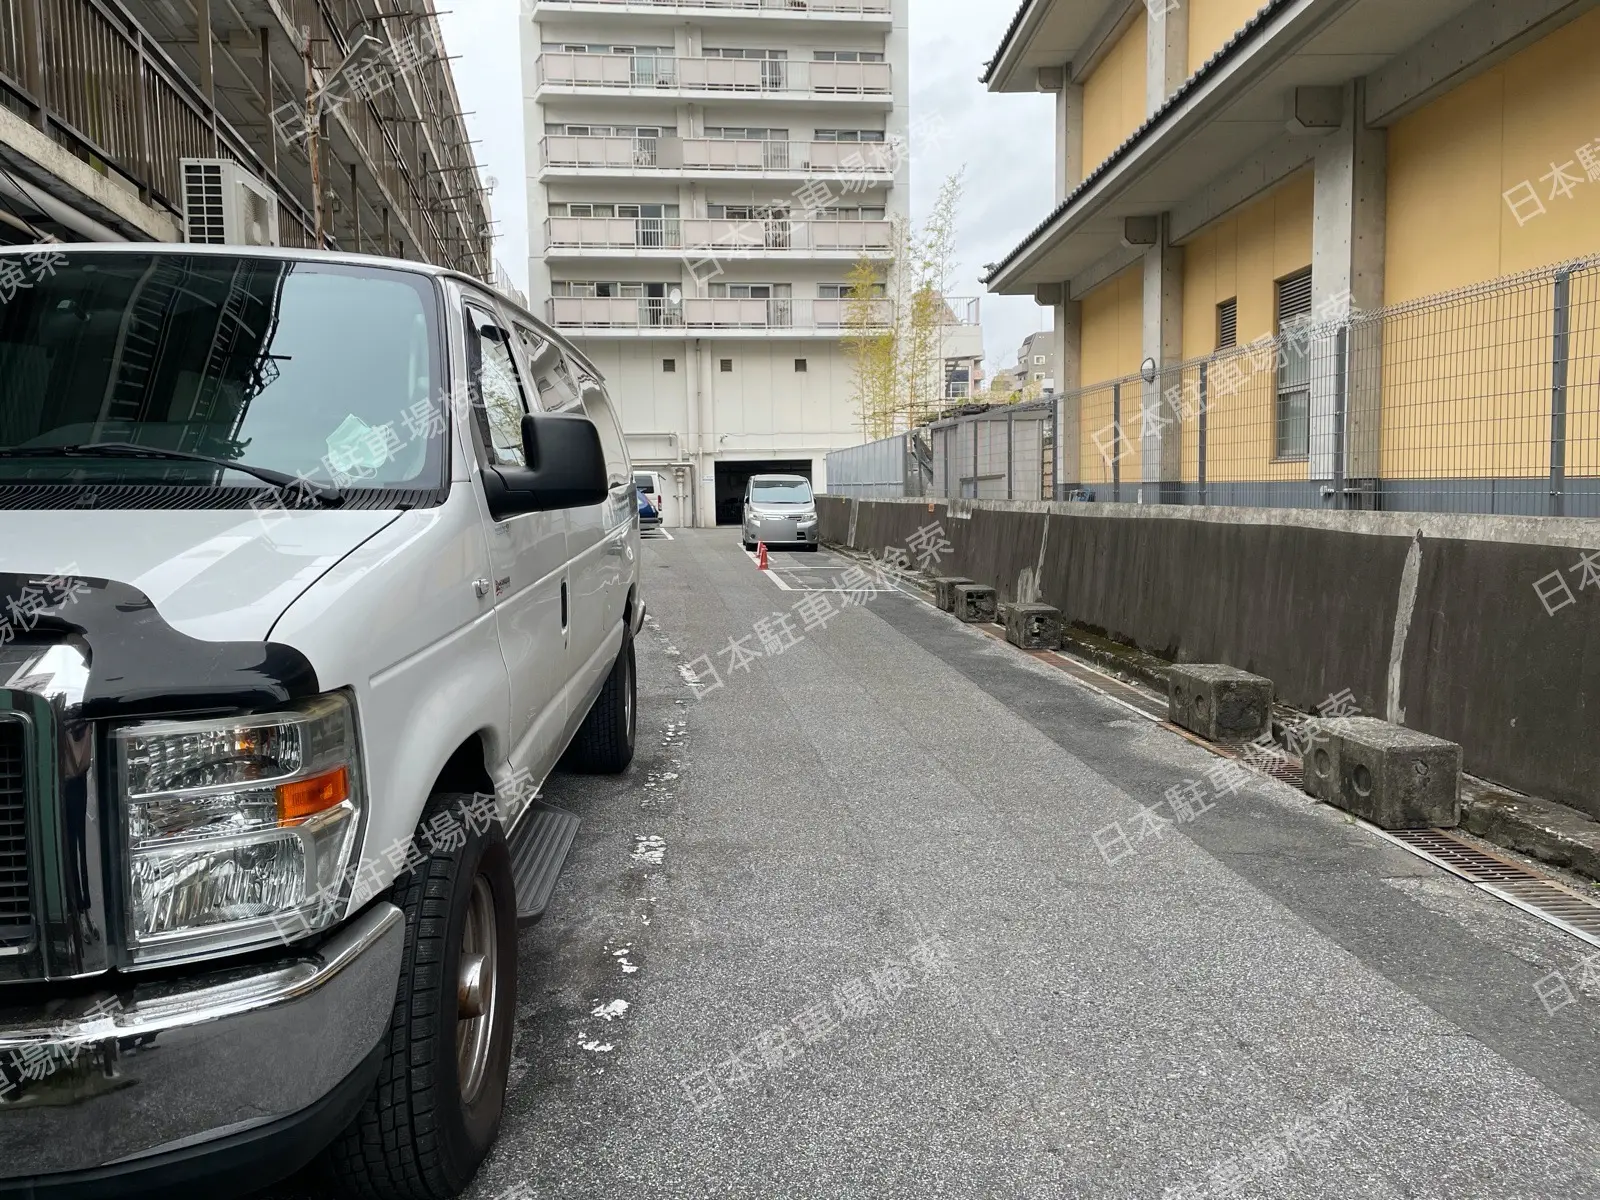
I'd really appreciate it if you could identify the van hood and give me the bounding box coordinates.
[0,509,401,643]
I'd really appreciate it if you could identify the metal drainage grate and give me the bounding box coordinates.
[1381,827,1600,948]
[970,607,1600,950]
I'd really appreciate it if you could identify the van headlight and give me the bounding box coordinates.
[113,693,365,966]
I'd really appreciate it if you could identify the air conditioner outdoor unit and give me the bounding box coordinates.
[180,159,280,247]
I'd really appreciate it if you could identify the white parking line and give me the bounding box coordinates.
[744,549,795,590]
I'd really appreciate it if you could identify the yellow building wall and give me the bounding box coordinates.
[1078,264,1145,487]
[1386,6,1600,303]
[1383,8,1600,479]
[1177,170,1314,482]
[1082,10,1148,175]
[1187,0,1266,75]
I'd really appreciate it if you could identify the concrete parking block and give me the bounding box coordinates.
[1325,718,1462,830]
[952,583,996,624]
[1005,603,1064,651]
[1168,664,1273,741]
[933,577,973,612]
[1298,717,1341,802]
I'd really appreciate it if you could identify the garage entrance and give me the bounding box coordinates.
[713,459,813,526]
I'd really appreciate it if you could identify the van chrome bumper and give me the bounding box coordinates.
[0,902,402,1182]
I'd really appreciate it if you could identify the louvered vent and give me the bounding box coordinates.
[1276,269,1313,328]
[1217,297,1237,350]
[183,161,227,244]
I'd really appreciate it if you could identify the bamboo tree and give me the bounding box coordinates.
[843,252,896,440]
[843,169,969,438]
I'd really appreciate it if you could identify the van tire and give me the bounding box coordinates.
[565,628,636,774]
[322,796,517,1200]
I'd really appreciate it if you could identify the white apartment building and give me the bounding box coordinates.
[523,0,940,527]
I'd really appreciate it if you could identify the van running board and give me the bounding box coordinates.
[508,802,581,925]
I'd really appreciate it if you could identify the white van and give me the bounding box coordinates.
[0,245,641,1198]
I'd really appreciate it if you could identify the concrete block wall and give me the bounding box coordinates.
[817,495,1600,822]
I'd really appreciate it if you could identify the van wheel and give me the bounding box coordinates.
[565,628,636,774]
[742,537,755,551]
[323,796,516,1200]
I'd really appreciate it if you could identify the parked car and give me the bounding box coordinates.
[742,473,819,551]
[0,245,642,1199]
[634,469,664,526]
[638,486,661,527]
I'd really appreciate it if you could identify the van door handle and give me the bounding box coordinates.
[560,580,568,630]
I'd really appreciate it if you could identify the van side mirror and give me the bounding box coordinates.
[481,412,609,519]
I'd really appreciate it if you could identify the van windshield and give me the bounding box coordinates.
[751,480,812,504]
[0,252,443,499]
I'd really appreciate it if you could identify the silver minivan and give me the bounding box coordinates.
[741,473,819,551]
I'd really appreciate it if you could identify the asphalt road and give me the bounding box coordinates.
[275,528,1600,1200]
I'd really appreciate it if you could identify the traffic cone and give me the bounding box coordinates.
[757,541,769,570]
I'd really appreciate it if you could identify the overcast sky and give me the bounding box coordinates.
[436,0,1055,376]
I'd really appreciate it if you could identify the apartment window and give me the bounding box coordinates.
[1033,373,1046,382]
[545,43,670,55]
[818,282,885,299]
[708,204,789,220]
[705,48,787,59]
[1274,271,1313,460]
[710,283,789,299]
[814,129,886,142]
[663,359,676,373]
[705,127,789,141]
[813,206,886,221]
[720,359,734,373]
[552,281,674,300]
[814,50,885,62]
[547,124,662,139]
[1033,355,1046,366]
[1217,297,1238,351]
[795,358,808,373]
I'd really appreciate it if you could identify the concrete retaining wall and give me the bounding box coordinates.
[819,495,1600,820]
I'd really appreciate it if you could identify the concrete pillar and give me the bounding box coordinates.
[1140,214,1183,502]
[1310,80,1386,490]
[1055,294,1083,490]
[1040,67,1084,203]
[259,26,276,174]
[197,0,217,155]
[693,338,717,528]
[1146,0,1190,114]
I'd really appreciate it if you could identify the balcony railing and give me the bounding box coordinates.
[0,0,312,235]
[535,53,891,97]
[545,215,894,253]
[539,135,900,176]
[547,295,894,332]
[532,0,890,14]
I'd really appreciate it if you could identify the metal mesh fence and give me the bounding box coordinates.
[927,402,1056,501]
[869,256,1600,516]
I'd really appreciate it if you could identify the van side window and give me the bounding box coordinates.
[513,323,580,413]
[467,307,529,468]
[582,385,630,489]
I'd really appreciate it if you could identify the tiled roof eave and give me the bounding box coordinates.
[983,0,1286,287]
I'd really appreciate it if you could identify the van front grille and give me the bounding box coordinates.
[0,721,32,945]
